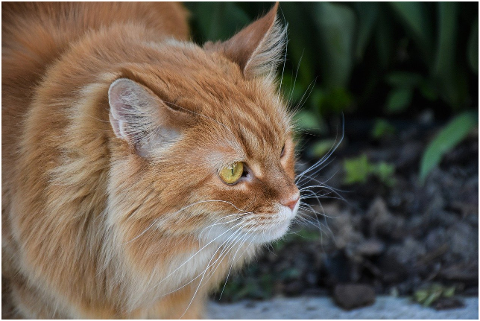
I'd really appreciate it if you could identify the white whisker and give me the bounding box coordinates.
[179,224,249,318]
[162,224,245,298]
[153,220,245,291]
[125,199,250,244]
[296,113,344,183]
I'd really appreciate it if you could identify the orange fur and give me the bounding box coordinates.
[2,2,299,318]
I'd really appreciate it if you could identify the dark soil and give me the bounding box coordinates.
[212,117,478,309]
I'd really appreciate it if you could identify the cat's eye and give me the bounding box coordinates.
[280,144,286,158]
[219,162,244,185]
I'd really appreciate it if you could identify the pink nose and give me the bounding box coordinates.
[282,194,300,211]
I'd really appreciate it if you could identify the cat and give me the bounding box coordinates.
[2,2,301,318]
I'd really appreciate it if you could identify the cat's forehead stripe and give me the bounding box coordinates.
[232,111,286,160]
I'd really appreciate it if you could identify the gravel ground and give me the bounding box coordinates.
[207,296,478,319]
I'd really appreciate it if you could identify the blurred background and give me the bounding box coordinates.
[185,2,478,312]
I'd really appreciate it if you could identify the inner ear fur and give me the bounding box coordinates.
[108,78,191,157]
[204,3,287,79]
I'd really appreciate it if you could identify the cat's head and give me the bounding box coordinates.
[107,3,299,246]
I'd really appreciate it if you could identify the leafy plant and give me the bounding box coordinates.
[419,110,478,184]
[343,154,396,187]
[186,2,477,115]
[310,139,338,158]
[413,283,456,307]
[371,118,396,140]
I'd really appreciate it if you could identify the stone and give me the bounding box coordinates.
[355,239,385,256]
[366,197,405,240]
[333,284,376,310]
[439,262,478,282]
[388,236,427,265]
[433,297,465,311]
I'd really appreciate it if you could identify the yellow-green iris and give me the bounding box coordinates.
[219,162,244,184]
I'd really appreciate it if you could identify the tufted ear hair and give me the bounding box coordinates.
[204,3,287,80]
[108,78,188,157]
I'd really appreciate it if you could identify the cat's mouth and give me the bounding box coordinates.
[251,217,292,243]
[231,204,299,244]
[199,203,299,245]
[247,204,299,243]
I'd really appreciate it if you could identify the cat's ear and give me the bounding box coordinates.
[108,78,184,157]
[205,3,287,79]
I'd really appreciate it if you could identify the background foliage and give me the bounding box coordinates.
[185,2,478,180]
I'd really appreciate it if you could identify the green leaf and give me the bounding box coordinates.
[317,87,353,114]
[343,154,371,184]
[414,289,429,303]
[433,2,464,109]
[311,139,337,158]
[413,284,458,307]
[375,12,394,68]
[443,286,456,298]
[281,3,317,84]
[353,3,379,60]
[419,111,478,184]
[423,290,442,307]
[386,72,423,88]
[281,74,308,104]
[312,2,356,88]
[371,119,396,140]
[344,154,396,186]
[293,110,324,133]
[390,2,433,66]
[436,68,469,110]
[390,3,428,38]
[419,80,439,101]
[433,2,458,78]
[192,3,250,42]
[386,87,413,113]
[373,162,396,187]
[385,72,439,105]
[467,17,478,74]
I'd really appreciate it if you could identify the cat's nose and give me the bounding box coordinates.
[281,192,300,211]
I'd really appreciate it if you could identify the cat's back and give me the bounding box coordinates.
[2,2,189,49]
[2,2,189,98]
[2,2,189,78]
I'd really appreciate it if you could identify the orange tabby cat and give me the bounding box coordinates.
[2,2,299,318]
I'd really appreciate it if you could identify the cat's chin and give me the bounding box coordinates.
[250,217,292,244]
[249,205,299,244]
